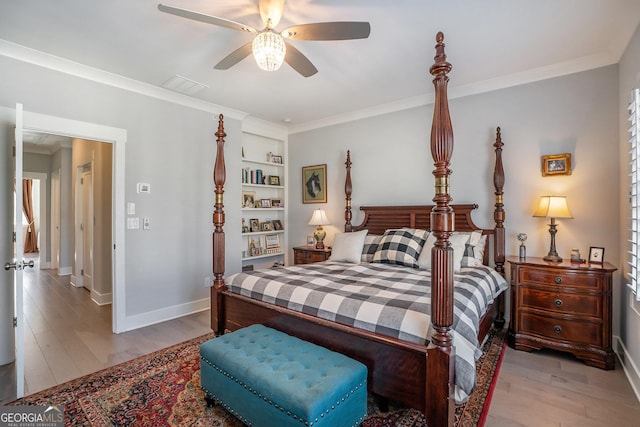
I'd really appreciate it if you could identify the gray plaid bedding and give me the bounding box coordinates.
[226,261,508,402]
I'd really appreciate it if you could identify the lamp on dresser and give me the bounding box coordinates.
[532,195,573,262]
[308,209,329,249]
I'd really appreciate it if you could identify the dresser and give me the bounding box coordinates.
[507,256,617,370]
[293,246,332,265]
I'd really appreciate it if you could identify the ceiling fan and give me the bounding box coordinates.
[158,0,371,77]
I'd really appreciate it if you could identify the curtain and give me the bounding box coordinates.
[22,178,38,253]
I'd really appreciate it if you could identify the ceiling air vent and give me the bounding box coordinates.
[161,75,208,96]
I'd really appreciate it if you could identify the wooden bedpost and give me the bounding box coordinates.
[211,114,227,336]
[493,127,506,276]
[427,32,455,427]
[345,150,353,232]
[493,127,507,328]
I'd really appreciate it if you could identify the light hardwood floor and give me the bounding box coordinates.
[2,263,639,426]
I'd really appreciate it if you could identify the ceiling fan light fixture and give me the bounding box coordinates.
[252,30,286,72]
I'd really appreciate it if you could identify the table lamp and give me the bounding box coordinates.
[532,195,573,262]
[308,209,329,249]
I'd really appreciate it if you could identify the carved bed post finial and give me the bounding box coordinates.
[427,31,455,427]
[212,113,227,335]
[345,150,353,232]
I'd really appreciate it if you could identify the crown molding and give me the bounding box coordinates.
[288,51,618,135]
[0,39,249,121]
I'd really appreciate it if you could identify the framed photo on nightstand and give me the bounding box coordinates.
[588,246,605,263]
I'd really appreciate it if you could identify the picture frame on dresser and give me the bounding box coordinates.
[588,246,605,263]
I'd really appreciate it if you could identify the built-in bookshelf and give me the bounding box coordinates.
[241,123,287,270]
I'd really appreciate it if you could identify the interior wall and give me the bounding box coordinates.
[289,65,619,321]
[618,21,640,397]
[0,55,243,331]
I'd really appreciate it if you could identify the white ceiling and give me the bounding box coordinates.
[1,1,639,131]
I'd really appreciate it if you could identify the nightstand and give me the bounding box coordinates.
[507,256,617,369]
[293,246,332,265]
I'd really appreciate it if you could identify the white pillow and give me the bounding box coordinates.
[329,230,369,264]
[417,232,472,272]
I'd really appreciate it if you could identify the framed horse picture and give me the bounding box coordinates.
[302,164,327,204]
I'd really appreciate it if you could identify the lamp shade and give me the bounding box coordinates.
[308,209,329,226]
[252,30,286,72]
[532,196,573,219]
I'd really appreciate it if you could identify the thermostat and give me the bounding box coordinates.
[137,183,151,194]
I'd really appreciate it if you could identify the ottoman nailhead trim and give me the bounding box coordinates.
[201,355,366,425]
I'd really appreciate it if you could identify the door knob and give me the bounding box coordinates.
[4,259,35,270]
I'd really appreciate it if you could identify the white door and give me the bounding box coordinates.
[4,103,33,398]
[81,168,93,292]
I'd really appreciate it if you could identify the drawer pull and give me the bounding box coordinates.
[553,325,562,334]
[554,299,563,307]
[554,277,563,284]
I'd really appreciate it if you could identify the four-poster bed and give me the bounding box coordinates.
[211,32,506,426]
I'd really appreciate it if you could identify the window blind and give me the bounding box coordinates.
[629,88,640,299]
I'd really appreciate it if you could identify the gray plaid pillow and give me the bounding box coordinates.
[372,228,428,268]
[361,234,382,263]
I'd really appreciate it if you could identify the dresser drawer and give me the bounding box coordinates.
[518,311,602,347]
[520,288,601,317]
[293,248,331,264]
[518,267,601,289]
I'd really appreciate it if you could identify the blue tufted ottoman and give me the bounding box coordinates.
[200,324,367,427]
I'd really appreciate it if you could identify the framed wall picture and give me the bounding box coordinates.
[302,164,327,203]
[541,153,572,176]
[588,246,605,263]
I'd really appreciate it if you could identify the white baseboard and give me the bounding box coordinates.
[122,298,210,333]
[58,266,72,276]
[69,274,82,287]
[615,335,640,403]
[90,289,112,306]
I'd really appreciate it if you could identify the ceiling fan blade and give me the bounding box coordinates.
[281,22,371,41]
[259,0,285,28]
[158,4,257,33]
[214,42,254,70]
[284,43,318,77]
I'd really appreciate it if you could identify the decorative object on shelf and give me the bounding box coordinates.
[517,233,527,259]
[261,221,273,231]
[273,219,283,230]
[308,209,329,249]
[268,175,280,186]
[270,198,283,208]
[249,218,260,232]
[265,234,280,249]
[570,248,585,263]
[242,219,250,233]
[242,191,256,208]
[588,246,605,263]
[272,155,283,164]
[302,164,327,203]
[532,195,573,262]
[261,199,272,208]
[541,153,572,176]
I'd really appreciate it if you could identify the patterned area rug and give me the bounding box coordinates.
[7,328,506,426]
